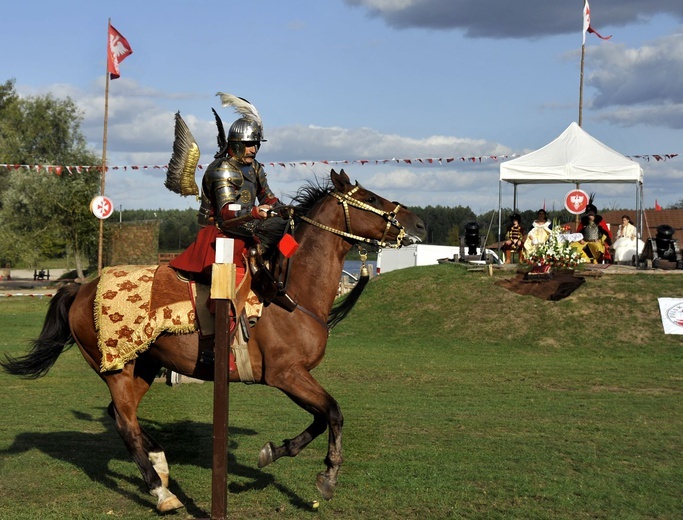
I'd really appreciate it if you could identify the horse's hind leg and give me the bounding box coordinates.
[261,368,343,500]
[106,402,170,488]
[104,364,183,513]
[106,370,171,488]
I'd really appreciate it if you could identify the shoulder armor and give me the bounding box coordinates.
[200,158,246,216]
[203,158,243,190]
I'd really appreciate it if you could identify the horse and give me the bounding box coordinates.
[2,169,426,513]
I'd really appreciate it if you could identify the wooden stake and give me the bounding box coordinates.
[210,259,236,519]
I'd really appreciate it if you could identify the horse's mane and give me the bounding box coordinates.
[254,176,365,329]
[255,177,333,256]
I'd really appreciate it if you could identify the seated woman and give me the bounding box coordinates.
[612,215,644,263]
[502,212,525,263]
[573,204,613,263]
[523,209,552,257]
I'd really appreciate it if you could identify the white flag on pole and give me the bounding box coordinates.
[583,0,591,45]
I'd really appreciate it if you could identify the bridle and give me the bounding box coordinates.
[273,186,408,333]
[298,185,407,249]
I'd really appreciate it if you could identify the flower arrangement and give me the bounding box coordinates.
[525,219,586,268]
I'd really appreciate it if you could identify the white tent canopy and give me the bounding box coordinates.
[500,122,643,185]
[497,122,645,265]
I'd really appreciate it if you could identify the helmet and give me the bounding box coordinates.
[228,117,265,143]
[227,118,265,160]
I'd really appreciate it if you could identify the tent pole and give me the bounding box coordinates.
[513,184,518,212]
[637,184,640,268]
[497,180,503,260]
[575,182,580,231]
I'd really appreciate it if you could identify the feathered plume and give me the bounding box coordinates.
[165,112,200,198]
[212,107,227,157]
[216,92,262,127]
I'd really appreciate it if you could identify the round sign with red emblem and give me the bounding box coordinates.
[90,195,114,219]
[564,189,589,215]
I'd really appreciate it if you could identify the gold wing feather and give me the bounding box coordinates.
[165,112,200,198]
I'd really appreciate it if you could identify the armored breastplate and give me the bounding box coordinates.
[198,158,259,224]
[234,163,258,206]
[583,222,599,241]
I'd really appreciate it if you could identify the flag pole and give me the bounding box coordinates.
[578,41,585,128]
[99,18,112,276]
[577,1,587,230]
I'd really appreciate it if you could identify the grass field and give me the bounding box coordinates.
[0,265,681,519]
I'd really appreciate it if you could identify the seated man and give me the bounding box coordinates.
[502,212,525,263]
[574,204,612,263]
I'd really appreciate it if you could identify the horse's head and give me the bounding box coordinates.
[326,169,426,248]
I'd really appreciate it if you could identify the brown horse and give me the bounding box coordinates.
[2,169,426,512]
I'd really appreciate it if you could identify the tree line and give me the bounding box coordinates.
[2,78,680,273]
[0,79,99,278]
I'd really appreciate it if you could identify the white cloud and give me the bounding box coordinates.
[582,31,683,128]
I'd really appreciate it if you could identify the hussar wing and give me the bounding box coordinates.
[165,112,200,198]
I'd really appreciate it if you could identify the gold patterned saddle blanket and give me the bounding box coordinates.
[94,265,260,377]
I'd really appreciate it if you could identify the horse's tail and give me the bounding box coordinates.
[1,283,80,379]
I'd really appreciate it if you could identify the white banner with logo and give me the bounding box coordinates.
[658,298,683,334]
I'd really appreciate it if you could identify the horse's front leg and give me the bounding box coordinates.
[261,368,344,500]
[258,412,327,467]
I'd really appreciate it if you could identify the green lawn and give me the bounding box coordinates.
[0,265,681,519]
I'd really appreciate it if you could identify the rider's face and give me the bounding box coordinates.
[240,142,259,165]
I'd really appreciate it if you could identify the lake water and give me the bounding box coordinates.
[342,259,378,278]
[343,260,362,276]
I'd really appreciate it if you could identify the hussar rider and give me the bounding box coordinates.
[167,93,280,287]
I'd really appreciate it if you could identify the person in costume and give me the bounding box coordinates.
[611,215,643,263]
[169,95,280,286]
[523,209,552,256]
[573,203,612,263]
[502,212,525,263]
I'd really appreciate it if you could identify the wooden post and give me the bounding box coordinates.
[210,238,236,520]
[99,19,112,277]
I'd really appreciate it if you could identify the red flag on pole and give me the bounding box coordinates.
[655,200,662,211]
[107,23,133,79]
[583,1,612,44]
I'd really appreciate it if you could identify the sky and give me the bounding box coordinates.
[4,0,683,215]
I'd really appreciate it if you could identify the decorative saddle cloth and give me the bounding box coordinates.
[94,265,260,381]
[95,266,197,372]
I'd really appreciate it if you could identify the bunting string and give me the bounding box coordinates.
[0,153,679,175]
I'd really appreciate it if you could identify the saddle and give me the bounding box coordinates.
[95,264,263,382]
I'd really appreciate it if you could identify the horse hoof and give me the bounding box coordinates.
[157,495,184,513]
[316,472,336,501]
[258,441,275,468]
[158,472,169,488]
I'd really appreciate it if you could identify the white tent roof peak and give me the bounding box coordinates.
[500,122,643,184]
